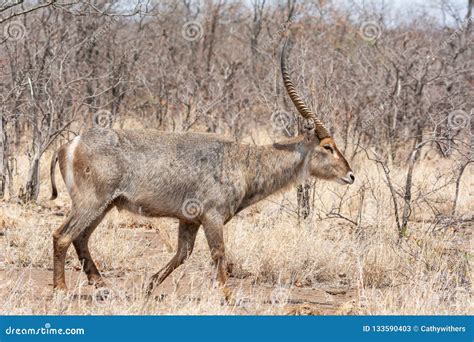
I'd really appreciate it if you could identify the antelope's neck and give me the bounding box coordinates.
[239,138,310,208]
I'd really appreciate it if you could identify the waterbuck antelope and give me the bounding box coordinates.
[49,38,354,301]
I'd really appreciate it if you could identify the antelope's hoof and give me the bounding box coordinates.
[223,287,236,306]
[226,262,234,277]
[53,284,68,293]
[145,284,155,298]
[89,277,107,288]
[148,293,167,302]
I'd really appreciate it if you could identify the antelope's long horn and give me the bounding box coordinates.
[280,36,330,139]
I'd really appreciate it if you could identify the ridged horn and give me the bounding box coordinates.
[280,36,330,139]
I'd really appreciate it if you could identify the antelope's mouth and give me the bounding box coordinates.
[338,172,355,185]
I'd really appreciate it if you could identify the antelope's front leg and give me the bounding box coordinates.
[202,213,234,304]
[146,221,200,297]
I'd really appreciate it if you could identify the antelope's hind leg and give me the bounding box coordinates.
[72,205,114,288]
[53,204,110,291]
[146,221,200,297]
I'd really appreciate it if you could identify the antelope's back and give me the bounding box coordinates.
[72,128,244,210]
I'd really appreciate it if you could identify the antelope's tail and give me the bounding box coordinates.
[50,149,59,200]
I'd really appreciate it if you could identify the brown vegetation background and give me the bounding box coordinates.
[0,0,472,314]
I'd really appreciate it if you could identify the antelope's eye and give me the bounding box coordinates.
[323,145,333,153]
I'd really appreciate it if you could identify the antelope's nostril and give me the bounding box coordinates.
[340,172,355,185]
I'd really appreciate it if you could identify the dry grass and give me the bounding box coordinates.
[0,145,472,315]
